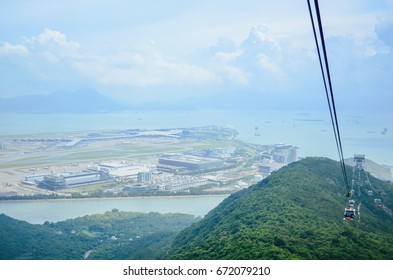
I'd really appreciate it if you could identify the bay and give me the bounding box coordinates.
[0,109,391,225]
[0,195,228,224]
[1,109,392,165]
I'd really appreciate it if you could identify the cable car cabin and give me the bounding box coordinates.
[374,198,382,207]
[343,207,356,221]
[348,200,355,208]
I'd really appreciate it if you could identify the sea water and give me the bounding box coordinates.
[1,109,392,165]
[0,109,392,223]
[0,196,228,224]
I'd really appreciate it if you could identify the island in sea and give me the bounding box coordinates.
[0,125,300,200]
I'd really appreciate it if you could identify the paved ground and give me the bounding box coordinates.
[0,131,235,196]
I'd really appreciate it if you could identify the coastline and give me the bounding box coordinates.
[0,193,231,204]
[0,193,230,224]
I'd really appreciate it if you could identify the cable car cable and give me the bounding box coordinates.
[313,0,350,193]
[307,0,350,196]
[306,0,345,187]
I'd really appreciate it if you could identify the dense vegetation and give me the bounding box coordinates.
[0,210,198,260]
[2,157,393,260]
[170,157,393,259]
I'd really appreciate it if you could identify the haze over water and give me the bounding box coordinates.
[1,1,392,165]
[1,109,392,166]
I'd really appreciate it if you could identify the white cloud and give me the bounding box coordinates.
[256,53,282,75]
[2,29,219,90]
[241,24,281,56]
[210,23,286,83]
[375,15,393,51]
[1,3,392,108]
[215,50,242,63]
[39,50,59,63]
[151,52,215,85]
[205,23,286,85]
[26,28,80,58]
[73,49,217,88]
[220,65,250,85]
[0,42,29,56]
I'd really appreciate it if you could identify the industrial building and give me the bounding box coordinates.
[157,164,187,174]
[23,174,50,186]
[38,171,108,190]
[262,144,298,165]
[99,162,149,181]
[202,147,236,158]
[158,155,225,173]
[137,172,152,184]
[123,184,160,193]
[257,144,298,175]
[155,175,209,192]
[273,144,298,164]
[164,179,208,191]
[31,161,151,190]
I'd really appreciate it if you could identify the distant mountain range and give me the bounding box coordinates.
[0,87,330,113]
[0,89,128,113]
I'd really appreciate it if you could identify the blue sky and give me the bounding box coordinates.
[0,0,392,109]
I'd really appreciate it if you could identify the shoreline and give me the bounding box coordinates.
[0,193,231,224]
[0,193,231,204]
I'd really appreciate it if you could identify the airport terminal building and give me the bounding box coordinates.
[38,172,108,190]
[158,155,225,173]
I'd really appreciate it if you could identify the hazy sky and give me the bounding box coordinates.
[0,0,392,109]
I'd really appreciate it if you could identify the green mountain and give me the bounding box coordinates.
[2,157,393,260]
[0,210,197,260]
[0,213,75,259]
[169,157,393,259]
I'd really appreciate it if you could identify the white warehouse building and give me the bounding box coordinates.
[99,162,149,180]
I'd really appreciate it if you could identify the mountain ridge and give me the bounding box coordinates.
[0,211,197,260]
[169,157,393,259]
[0,89,128,113]
[1,157,393,259]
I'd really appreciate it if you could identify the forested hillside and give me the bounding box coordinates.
[2,157,393,260]
[0,213,74,259]
[0,210,197,260]
[170,157,393,259]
